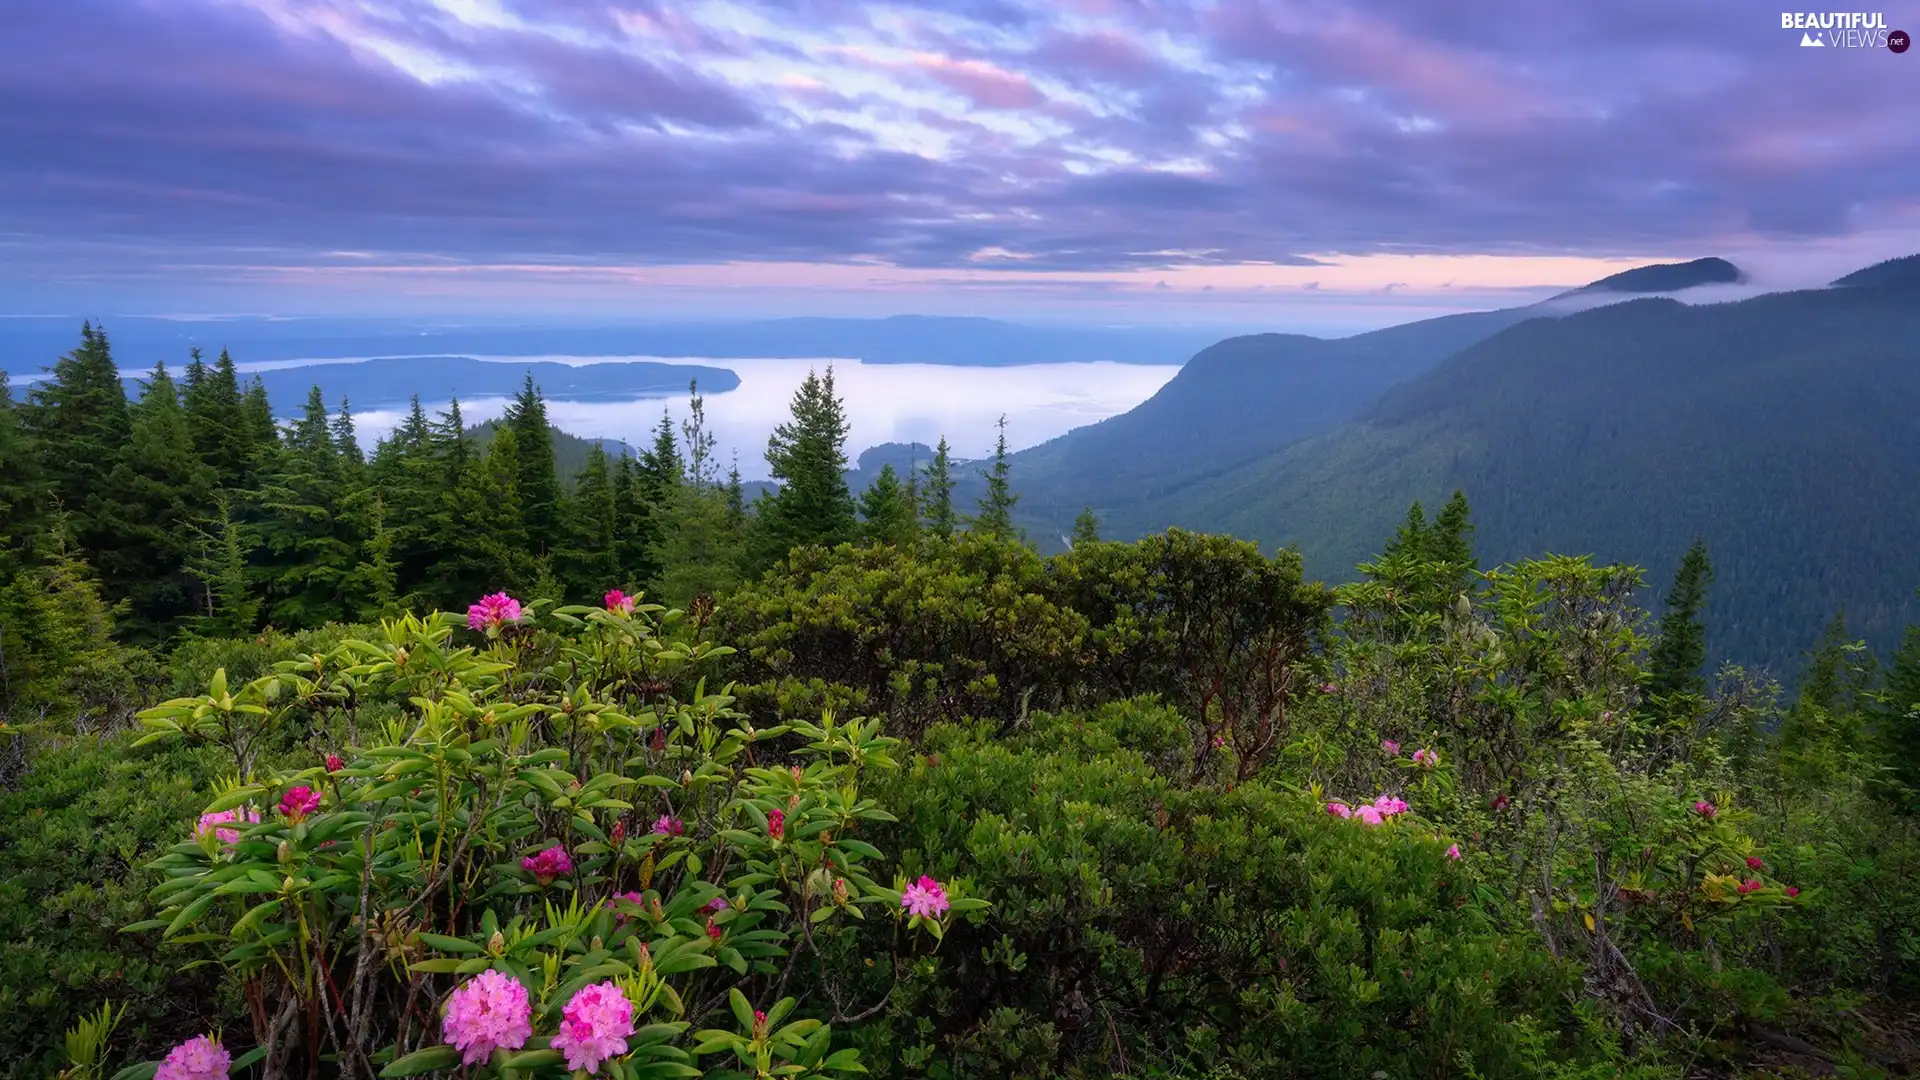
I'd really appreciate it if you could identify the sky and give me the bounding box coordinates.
[3,0,1917,329]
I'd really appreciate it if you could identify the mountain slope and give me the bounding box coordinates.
[1137,272,1920,673]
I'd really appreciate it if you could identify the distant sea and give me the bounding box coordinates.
[323,356,1179,481]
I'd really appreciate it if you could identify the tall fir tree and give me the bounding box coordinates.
[921,437,957,539]
[558,444,619,599]
[754,367,855,568]
[970,414,1019,541]
[108,364,214,640]
[181,490,259,637]
[332,399,364,474]
[241,375,279,468]
[253,386,357,627]
[504,375,560,553]
[612,452,659,592]
[1873,616,1920,810]
[184,347,251,488]
[1647,538,1714,700]
[23,324,132,568]
[857,464,918,547]
[0,371,47,575]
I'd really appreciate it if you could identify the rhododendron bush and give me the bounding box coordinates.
[107,594,983,1077]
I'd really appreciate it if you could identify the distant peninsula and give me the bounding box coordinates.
[147,355,742,413]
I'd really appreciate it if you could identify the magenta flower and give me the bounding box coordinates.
[767,808,785,840]
[1693,800,1717,819]
[1446,843,1462,860]
[1319,681,1338,694]
[325,753,344,773]
[1745,856,1764,870]
[706,923,722,940]
[156,1035,230,1080]
[522,845,573,886]
[1786,886,1800,898]
[1325,801,1352,818]
[551,981,636,1073]
[902,875,951,918]
[607,891,645,924]
[1736,879,1762,895]
[604,589,635,614]
[1211,734,1225,748]
[279,785,322,823]
[610,820,626,846]
[466,592,524,632]
[1411,748,1439,767]
[194,807,261,846]
[1372,794,1409,817]
[1381,739,1400,756]
[442,969,533,1065]
[1491,793,1510,812]
[651,815,684,837]
[703,896,730,913]
[1355,805,1385,826]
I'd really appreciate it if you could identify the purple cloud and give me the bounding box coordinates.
[0,0,1914,309]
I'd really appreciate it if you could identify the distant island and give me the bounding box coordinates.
[125,355,742,413]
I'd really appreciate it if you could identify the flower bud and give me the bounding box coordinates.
[832,877,850,905]
[277,841,293,866]
[681,769,693,786]
[488,930,506,955]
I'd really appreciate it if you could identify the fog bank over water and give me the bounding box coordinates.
[344,357,1179,481]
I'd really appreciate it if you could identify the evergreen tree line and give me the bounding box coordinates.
[0,325,1040,716]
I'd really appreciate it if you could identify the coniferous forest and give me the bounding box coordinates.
[3,324,1920,1080]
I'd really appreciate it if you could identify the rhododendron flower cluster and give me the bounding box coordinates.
[279,785,322,823]
[607,891,644,923]
[1381,739,1400,756]
[1786,886,1800,898]
[651,814,684,836]
[1411,748,1439,767]
[704,896,730,913]
[551,981,636,1073]
[1491,793,1510,812]
[1447,844,1463,860]
[604,589,635,613]
[156,1034,230,1080]
[194,807,260,846]
[767,808,785,839]
[902,874,950,918]
[1694,800,1717,818]
[1736,879,1763,895]
[522,845,573,885]
[325,753,344,772]
[466,592,523,632]
[442,969,533,1065]
[1326,794,1410,827]
[1746,856,1765,870]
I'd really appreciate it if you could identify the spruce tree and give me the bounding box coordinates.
[0,372,46,574]
[1072,506,1101,546]
[858,464,918,547]
[185,347,250,488]
[504,374,560,552]
[254,386,357,626]
[24,323,132,564]
[970,414,1018,541]
[1647,538,1713,700]
[332,399,364,473]
[612,452,659,591]
[922,437,957,539]
[241,376,279,465]
[558,444,619,599]
[108,364,214,640]
[182,490,259,636]
[756,367,856,565]
[1874,622,1920,808]
[1381,501,1428,560]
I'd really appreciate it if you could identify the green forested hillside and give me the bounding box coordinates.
[1131,273,1920,674]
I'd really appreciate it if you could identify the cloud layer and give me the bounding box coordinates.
[2,0,1916,313]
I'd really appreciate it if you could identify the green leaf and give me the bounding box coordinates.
[418,932,484,954]
[379,1045,463,1076]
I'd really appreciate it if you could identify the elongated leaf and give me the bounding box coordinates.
[379,1045,462,1076]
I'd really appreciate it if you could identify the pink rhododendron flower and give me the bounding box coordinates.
[1411,748,1439,767]
[1746,856,1764,870]
[194,807,260,846]
[703,896,730,913]
[1326,801,1352,818]
[767,809,785,840]
[651,815,684,836]
[1319,681,1338,694]
[1381,739,1400,756]
[1211,734,1225,748]
[156,1034,230,1080]
[604,589,635,614]
[1693,800,1717,818]
[610,820,626,846]
[1491,794,1510,812]
[1372,795,1409,817]
[1786,886,1800,898]
[1355,805,1385,826]
[1446,844,1462,860]
[522,845,573,885]
[279,785,322,823]
[551,981,636,1073]
[607,891,645,924]
[1736,879,1762,895]
[325,753,344,772]
[902,875,951,918]
[442,969,533,1065]
[706,923,722,940]
[466,592,523,632]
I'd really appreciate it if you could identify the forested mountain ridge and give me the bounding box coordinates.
[1128,268,1920,674]
[991,259,1750,538]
